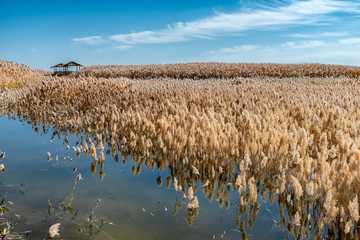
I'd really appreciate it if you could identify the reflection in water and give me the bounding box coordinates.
[2,76,360,239]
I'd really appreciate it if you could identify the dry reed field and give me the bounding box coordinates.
[2,61,360,239]
[0,60,42,90]
[71,62,360,79]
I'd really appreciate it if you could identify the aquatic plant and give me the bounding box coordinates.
[71,62,360,79]
[48,223,60,239]
[2,60,360,238]
[0,60,42,90]
[0,155,29,239]
[0,151,5,173]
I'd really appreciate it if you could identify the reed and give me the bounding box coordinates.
[2,60,360,238]
[70,62,360,79]
[48,223,60,239]
[0,60,42,90]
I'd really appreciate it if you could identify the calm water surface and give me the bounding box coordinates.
[0,116,287,239]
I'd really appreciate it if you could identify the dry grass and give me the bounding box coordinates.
[71,62,360,79]
[0,60,42,90]
[2,61,360,239]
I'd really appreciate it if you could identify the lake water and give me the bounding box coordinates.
[0,116,289,239]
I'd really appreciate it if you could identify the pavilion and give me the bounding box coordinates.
[50,61,83,75]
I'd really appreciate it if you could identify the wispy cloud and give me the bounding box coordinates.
[106,0,360,45]
[289,32,349,38]
[113,45,133,51]
[109,31,189,44]
[211,45,260,54]
[72,36,105,45]
[339,37,360,45]
[281,40,326,49]
[206,41,360,65]
[29,48,41,58]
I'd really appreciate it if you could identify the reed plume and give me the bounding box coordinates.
[2,60,360,238]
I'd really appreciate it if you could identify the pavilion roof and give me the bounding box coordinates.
[50,62,83,68]
[63,61,83,67]
[50,63,64,68]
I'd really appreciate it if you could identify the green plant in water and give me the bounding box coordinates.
[0,197,29,239]
[48,200,52,216]
[0,197,10,215]
[17,182,25,197]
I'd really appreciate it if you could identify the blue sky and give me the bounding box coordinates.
[1,0,360,70]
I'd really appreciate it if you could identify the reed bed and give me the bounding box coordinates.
[0,60,42,90]
[2,61,360,239]
[71,62,360,79]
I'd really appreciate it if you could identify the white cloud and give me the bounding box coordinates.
[206,43,360,66]
[289,32,349,38]
[109,31,189,44]
[113,45,133,51]
[211,45,260,54]
[106,0,360,45]
[29,48,41,58]
[339,37,360,45]
[30,48,38,54]
[72,36,105,45]
[281,40,326,49]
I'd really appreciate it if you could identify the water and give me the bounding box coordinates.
[0,116,288,239]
